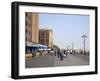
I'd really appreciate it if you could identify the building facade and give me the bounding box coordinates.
[25,12,39,44]
[39,29,53,48]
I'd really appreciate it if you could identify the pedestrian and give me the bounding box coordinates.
[65,51,68,58]
[59,51,63,61]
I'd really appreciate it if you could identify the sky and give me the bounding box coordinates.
[39,13,90,50]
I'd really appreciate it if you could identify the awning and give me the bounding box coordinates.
[26,42,48,49]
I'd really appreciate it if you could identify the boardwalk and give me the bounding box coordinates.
[25,53,89,68]
[54,53,89,66]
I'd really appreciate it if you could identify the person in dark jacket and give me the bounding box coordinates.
[59,50,63,61]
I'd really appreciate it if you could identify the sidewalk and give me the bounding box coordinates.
[25,55,55,68]
[25,53,89,68]
[54,54,89,66]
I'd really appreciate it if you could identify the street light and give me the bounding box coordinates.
[81,35,87,55]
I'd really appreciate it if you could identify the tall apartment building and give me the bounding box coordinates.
[25,12,39,44]
[39,28,53,48]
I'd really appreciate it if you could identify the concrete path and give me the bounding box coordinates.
[25,53,89,68]
[54,54,89,66]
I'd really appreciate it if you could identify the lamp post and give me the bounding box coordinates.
[81,35,87,55]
